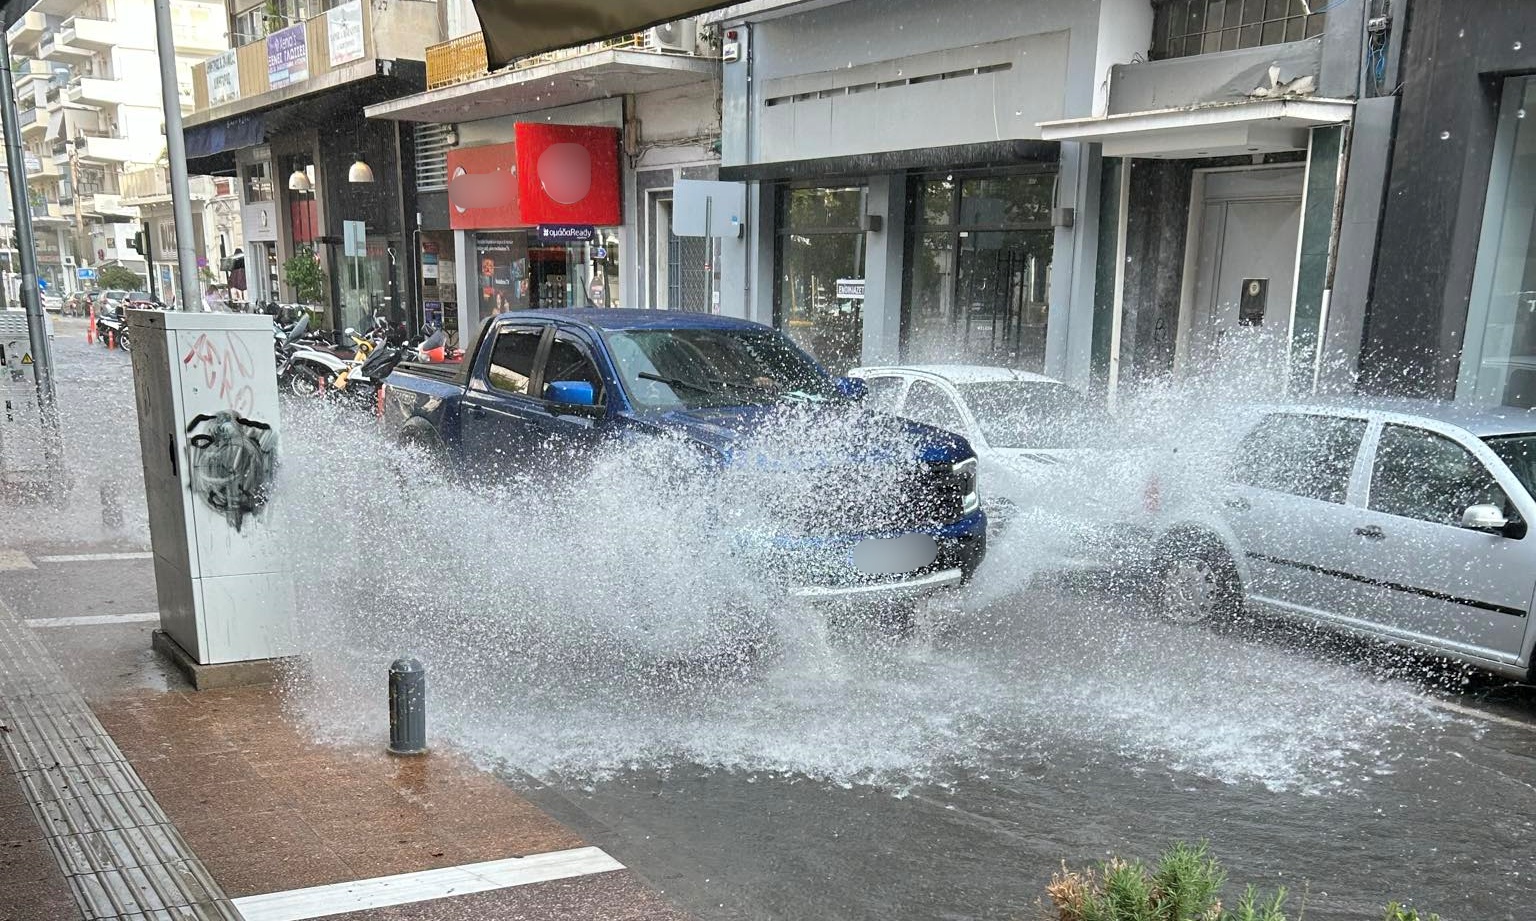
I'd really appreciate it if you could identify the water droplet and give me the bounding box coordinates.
[1458,28,1465,38]
[1440,130,1451,140]
[1520,109,1528,119]
[1516,41,1525,51]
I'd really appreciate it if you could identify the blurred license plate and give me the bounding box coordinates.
[850,534,938,575]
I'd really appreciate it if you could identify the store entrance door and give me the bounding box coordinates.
[1181,167,1304,383]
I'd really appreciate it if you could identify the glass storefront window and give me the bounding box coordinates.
[904,170,1055,370]
[1465,77,1536,407]
[775,185,868,374]
[474,230,621,328]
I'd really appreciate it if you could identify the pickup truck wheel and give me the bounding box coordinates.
[1156,535,1241,626]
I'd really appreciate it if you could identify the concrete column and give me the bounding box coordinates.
[747,180,775,327]
[860,174,906,366]
[1044,141,1102,389]
[454,229,476,338]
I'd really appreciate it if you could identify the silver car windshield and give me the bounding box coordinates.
[957,382,1113,449]
[1484,433,1536,499]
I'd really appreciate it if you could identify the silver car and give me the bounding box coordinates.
[1154,401,1536,681]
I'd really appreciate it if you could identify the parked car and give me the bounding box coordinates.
[1151,400,1536,681]
[378,310,988,620]
[848,364,1155,571]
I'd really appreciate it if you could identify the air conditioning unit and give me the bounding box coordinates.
[649,19,698,54]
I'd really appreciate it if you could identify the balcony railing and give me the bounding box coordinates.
[423,28,716,91]
[190,0,439,115]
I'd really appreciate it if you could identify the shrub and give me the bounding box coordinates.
[1044,843,1438,921]
[98,265,145,291]
[282,246,328,306]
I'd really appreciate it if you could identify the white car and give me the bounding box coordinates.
[1152,401,1536,681]
[848,364,1155,570]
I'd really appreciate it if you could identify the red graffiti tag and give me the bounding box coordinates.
[182,332,256,415]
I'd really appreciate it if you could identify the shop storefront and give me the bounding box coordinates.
[447,123,623,331]
[904,169,1055,369]
[775,185,868,372]
[1460,75,1536,408]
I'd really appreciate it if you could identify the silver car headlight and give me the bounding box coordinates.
[952,457,980,514]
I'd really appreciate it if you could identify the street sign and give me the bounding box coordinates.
[594,246,608,260]
[343,220,366,257]
[76,267,96,281]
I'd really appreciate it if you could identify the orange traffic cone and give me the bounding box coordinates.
[107,330,116,350]
[86,307,95,345]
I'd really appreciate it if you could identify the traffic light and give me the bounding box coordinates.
[128,225,149,257]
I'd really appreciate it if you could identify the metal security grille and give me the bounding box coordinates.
[1152,0,1325,59]
[668,232,711,312]
[414,123,451,193]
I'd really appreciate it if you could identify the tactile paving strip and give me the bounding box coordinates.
[0,599,242,920]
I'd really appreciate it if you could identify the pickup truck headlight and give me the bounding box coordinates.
[952,457,980,515]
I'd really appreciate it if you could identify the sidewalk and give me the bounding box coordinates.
[0,540,691,921]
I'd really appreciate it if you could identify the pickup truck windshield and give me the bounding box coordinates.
[606,328,841,410]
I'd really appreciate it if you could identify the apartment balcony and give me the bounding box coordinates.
[67,75,136,107]
[24,151,60,179]
[371,26,719,123]
[188,0,439,124]
[12,58,51,90]
[38,29,91,61]
[76,135,139,164]
[7,12,49,52]
[18,104,45,140]
[29,201,67,225]
[58,16,116,52]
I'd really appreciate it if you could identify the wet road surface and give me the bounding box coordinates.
[15,316,1536,921]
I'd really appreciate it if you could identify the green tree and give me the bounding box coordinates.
[282,246,328,305]
[98,264,144,291]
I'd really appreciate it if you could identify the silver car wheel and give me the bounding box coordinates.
[1160,557,1219,625]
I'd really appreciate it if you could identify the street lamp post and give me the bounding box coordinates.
[152,0,201,313]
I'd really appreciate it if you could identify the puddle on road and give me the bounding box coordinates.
[277,399,1442,797]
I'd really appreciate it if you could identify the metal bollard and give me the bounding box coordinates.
[387,658,427,756]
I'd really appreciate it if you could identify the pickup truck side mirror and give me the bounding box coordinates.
[546,380,597,408]
[833,376,868,400]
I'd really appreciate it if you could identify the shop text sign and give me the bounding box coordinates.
[207,50,240,105]
[515,123,621,226]
[535,224,595,243]
[327,0,366,66]
[267,23,309,90]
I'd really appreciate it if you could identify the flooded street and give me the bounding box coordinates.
[13,320,1536,921]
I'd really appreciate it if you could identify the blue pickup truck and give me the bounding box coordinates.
[377,309,987,613]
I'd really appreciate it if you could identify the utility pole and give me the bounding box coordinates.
[0,45,57,412]
[152,0,201,312]
[68,136,84,294]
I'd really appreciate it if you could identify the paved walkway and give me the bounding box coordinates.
[0,542,690,921]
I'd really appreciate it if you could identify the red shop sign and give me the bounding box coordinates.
[514,123,621,226]
[446,142,521,231]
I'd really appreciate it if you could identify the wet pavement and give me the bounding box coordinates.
[5,317,1536,921]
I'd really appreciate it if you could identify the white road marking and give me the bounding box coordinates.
[25,612,160,628]
[34,552,152,563]
[0,550,36,571]
[1422,696,1536,733]
[231,846,626,921]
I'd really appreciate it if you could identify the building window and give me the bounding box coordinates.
[652,195,712,313]
[1152,0,1325,60]
[243,162,272,204]
[903,170,1055,371]
[413,123,450,193]
[1463,76,1536,408]
[774,184,867,374]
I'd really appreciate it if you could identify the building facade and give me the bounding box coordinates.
[6,0,225,296]
[363,0,721,344]
[183,0,438,332]
[1363,0,1536,409]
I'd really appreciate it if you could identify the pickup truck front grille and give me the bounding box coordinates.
[758,462,968,537]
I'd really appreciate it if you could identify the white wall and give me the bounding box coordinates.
[1092,0,1154,117]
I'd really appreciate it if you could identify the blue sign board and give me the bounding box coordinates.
[76,267,96,280]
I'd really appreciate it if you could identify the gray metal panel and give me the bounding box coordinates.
[1321,95,1397,393]
[1107,40,1324,115]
